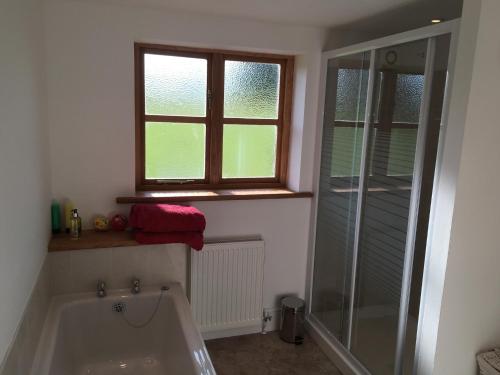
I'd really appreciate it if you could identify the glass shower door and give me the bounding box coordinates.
[350,38,428,375]
[310,31,452,375]
[310,52,370,344]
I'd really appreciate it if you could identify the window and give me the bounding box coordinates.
[135,43,294,190]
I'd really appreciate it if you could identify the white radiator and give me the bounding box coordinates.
[190,240,265,340]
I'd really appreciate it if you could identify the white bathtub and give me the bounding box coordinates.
[31,283,216,375]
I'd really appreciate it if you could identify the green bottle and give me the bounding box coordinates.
[51,200,61,234]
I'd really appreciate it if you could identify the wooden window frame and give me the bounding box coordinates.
[135,43,294,191]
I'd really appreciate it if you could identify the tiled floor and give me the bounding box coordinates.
[205,332,342,375]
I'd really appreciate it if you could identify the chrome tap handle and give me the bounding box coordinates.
[97,279,106,298]
[131,277,141,294]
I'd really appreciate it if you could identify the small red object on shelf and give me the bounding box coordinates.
[109,214,128,231]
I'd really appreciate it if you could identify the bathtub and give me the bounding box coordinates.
[31,283,216,375]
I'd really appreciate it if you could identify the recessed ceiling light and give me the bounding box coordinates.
[431,18,444,24]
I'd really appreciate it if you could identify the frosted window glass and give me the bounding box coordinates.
[144,54,207,116]
[222,125,277,178]
[335,68,368,122]
[393,74,424,123]
[145,122,205,179]
[224,61,280,119]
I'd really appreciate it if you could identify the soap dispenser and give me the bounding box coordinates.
[70,209,82,239]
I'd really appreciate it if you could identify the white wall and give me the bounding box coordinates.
[0,0,50,365]
[44,0,326,310]
[431,0,500,373]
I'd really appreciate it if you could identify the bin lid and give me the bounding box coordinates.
[282,296,305,311]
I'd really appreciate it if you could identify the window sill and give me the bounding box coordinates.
[116,188,313,203]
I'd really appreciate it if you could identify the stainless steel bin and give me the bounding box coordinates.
[279,296,305,344]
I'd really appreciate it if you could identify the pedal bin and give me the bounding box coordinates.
[279,296,305,344]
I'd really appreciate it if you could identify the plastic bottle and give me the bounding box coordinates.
[51,200,61,234]
[64,199,74,234]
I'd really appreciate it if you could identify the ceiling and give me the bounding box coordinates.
[102,0,422,28]
[84,0,463,31]
[333,0,463,34]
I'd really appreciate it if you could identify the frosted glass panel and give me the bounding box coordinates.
[335,69,368,121]
[144,54,207,116]
[224,61,280,119]
[393,74,424,123]
[222,125,277,178]
[145,122,205,179]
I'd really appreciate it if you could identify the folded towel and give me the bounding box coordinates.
[129,204,206,233]
[134,230,204,250]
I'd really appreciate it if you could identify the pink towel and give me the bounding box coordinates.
[129,204,206,233]
[133,230,204,251]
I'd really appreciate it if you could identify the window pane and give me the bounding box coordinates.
[144,54,207,116]
[335,68,368,122]
[145,122,205,179]
[224,61,280,119]
[393,74,424,123]
[222,124,277,178]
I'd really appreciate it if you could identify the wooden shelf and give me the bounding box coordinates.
[49,230,138,252]
[116,188,313,204]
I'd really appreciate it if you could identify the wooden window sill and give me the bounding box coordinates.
[115,188,313,203]
[49,230,138,252]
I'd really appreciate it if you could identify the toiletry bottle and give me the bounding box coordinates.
[70,209,82,239]
[64,199,74,234]
[51,200,61,234]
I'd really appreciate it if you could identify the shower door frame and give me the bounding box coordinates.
[306,19,460,375]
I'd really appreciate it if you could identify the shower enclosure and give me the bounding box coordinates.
[308,22,458,375]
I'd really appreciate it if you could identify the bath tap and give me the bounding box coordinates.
[131,277,141,294]
[97,280,106,298]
